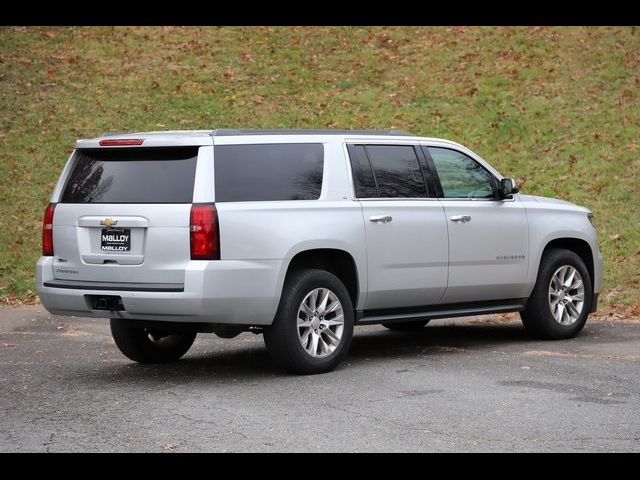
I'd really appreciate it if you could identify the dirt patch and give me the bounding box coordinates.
[61,328,90,337]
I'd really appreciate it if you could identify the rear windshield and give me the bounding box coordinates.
[61,147,198,203]
[214,143,324,202]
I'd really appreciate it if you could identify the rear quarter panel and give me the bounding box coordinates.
[213,138,368,314]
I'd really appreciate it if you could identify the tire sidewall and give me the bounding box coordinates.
[268,269,354,374]
[531,249,593,338]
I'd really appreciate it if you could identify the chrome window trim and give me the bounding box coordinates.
[438,196,516,203]
[356,197,440,202]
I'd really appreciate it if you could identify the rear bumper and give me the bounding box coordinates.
[36,257,283,326]
[42,279,184,292]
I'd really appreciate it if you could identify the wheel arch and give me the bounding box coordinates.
[277,248,361,314]
[533,237,595,295]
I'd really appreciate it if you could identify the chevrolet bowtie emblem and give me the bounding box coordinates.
[100,217,118,228]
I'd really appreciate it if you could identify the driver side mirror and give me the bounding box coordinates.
[499,178,519,198]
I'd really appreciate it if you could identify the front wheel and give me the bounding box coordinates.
[520,248,593,340]
[110,318,197,364]
[264,269,354,375]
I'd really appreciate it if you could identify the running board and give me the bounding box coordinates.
[355,299,528,325]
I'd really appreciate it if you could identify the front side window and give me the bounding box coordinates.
[214,143,324,202]
[428,147,496,199]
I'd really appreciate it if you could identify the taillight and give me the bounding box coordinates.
[190,204,220,260]
[98,138,144,146]
[42,203,56,256]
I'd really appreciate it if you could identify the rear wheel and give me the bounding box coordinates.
[382,320,430,331]
[110,318,197,363]
[520,248,592,339]
[264,269,354,375]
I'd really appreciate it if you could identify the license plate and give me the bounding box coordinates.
[101,228,131,252]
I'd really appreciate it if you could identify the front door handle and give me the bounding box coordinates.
[450,215,471,223]
[369,215,392,224]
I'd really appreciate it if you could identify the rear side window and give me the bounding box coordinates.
[348,144,427,198]
[214,143,324,202]
[61,147,198,203]
[347,145,378,198]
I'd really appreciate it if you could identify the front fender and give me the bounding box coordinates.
[524,204,600,296]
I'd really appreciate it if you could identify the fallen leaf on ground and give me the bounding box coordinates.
[62,328,90,337]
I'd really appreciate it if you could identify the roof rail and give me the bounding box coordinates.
[211,128,415,137]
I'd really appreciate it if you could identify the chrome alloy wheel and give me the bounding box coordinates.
[549,265,585,326]
[297,288,344,358]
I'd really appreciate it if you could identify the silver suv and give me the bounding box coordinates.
[37,129,603,374]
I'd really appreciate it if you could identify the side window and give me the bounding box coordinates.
[214,143,324,202]
[364,145,427,198]
[347,145,378,198]
[428,147,496,199]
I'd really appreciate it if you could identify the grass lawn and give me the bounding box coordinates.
[0,26,638,315]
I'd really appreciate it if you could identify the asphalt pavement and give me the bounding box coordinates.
[1,306,638,452]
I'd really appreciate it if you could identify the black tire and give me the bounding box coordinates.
[263,269,354,375]
[520,248,593,340]
[382,320,430,331]
[110,318,197,364]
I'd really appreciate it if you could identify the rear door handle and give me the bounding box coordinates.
[369,215,392,224]
[450,215,471,223]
